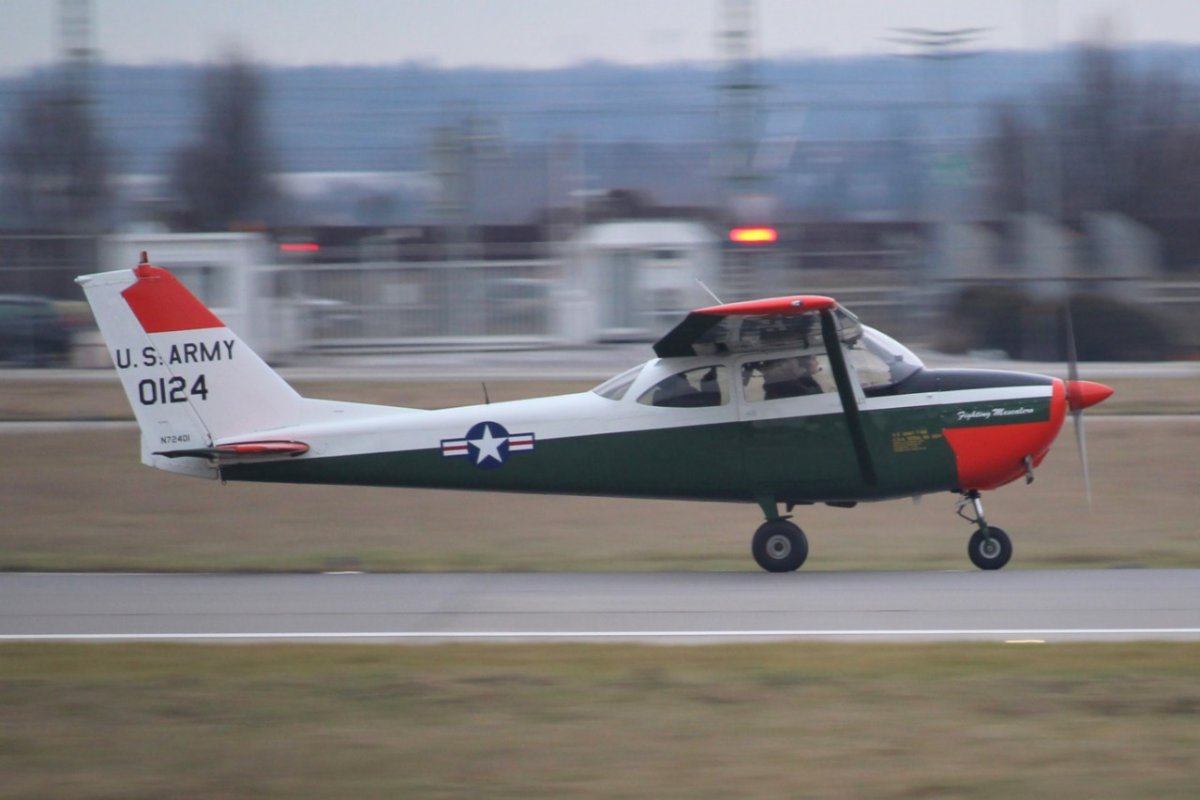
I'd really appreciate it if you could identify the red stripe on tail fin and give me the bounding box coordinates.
[120,261,224,333]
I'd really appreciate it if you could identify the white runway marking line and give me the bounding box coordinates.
[4,628,1200,642]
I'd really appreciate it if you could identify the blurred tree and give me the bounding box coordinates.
[940,286,1175,360]
[983,103,1031,216]
[1,80,110,232]
[1057,42,1126,215]
[983,40,1200,223]
[168,54,278,230]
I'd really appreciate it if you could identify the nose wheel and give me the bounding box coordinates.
[967,526,1012,570]
[957,491,1012,570]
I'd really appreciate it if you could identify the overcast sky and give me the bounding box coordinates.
[1,0,1195,76]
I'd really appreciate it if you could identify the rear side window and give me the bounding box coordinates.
[637,366,729,408]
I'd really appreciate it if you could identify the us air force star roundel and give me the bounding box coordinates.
[440,421,535,470]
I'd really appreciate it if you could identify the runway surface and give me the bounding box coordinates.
[3,570,1199,643]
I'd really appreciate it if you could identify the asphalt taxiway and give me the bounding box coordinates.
[2,569,1198,643]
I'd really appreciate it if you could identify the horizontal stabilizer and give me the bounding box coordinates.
[154,440,310,462]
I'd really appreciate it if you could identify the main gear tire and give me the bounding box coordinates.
[752,519,809,573]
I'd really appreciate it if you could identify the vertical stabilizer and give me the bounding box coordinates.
[76,255,308,478]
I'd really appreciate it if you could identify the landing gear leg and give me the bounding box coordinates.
[751,498,808,573]
[957,490,1012,571]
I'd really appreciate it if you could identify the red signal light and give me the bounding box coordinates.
[280,242,320,253]
[729,227,778,244]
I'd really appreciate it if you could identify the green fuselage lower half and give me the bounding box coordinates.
[221,391,1052,505]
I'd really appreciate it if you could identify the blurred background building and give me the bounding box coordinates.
[3,0,1200,363]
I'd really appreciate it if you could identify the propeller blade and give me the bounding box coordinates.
[1064,296,1088,506]
[1073,406,1092,509]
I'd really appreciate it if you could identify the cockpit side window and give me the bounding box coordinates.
[637,366,729,408]
[741,353,831,402]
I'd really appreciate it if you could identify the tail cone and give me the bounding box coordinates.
[1066,380,1114,412]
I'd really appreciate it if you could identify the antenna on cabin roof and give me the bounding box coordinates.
[696,278,724,305]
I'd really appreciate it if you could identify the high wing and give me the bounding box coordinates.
[653,295,841,358]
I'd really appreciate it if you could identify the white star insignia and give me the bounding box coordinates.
[469,424,508,465]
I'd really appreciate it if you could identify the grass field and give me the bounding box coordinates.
[2,642,1199,799]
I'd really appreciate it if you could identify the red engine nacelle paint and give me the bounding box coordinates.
[122,263,225,334]
[943,379,1068,491]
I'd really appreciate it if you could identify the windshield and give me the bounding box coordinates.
[592,364,643,400]
[845,325,923,389]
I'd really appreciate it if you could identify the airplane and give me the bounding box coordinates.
[76,253,1114,572]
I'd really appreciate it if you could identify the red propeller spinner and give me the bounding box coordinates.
[1065,379,1114,412]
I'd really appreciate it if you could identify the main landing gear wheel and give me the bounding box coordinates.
[967,527,1012,570]
[752,519,809,573]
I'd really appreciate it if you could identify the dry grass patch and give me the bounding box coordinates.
[2,642,1200,799]
[3,416,1199,571]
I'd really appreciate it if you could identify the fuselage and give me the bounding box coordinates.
[221,356,1068,506]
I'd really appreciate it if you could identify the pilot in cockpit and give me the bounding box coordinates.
[761,354,823,400]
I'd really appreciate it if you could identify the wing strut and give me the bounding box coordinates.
[819,309,877,485]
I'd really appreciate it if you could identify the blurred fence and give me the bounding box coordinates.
[0,235,97,299]
[278,261,1200,356]
[1147,279,1200,351]
[286,259,562,351]
[2,236,1200,360]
